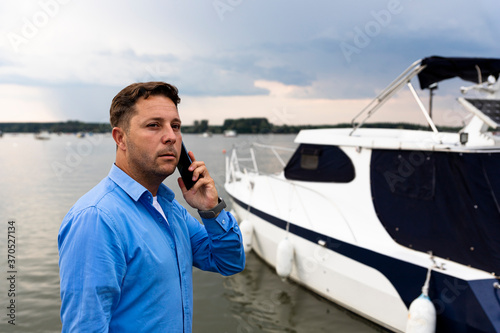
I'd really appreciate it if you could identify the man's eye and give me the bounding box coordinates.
[147,123,159,128]
[172,124,181,130]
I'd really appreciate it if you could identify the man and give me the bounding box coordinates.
[58,82,245,332]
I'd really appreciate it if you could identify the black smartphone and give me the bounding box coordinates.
[177,142,196,190]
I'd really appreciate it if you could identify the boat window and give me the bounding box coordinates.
[299,147,321,170]
[284,144,355,183]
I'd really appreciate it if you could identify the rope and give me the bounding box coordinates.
[422,264,433,296]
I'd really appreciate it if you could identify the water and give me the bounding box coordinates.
[0,132,385,332]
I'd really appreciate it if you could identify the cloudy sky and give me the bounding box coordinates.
[0,0,499,127]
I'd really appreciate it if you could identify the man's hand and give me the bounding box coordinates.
[178,151,219,211]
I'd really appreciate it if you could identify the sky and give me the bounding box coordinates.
[0,0,499,127]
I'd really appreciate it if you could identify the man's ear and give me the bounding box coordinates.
[112,127,127,151]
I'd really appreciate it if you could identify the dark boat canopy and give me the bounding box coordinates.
[371,149,500,275]
[418,56,500,89]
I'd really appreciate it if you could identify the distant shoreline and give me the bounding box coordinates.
[0,119,460,134]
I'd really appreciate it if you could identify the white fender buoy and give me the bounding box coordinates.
[406,266,436,333]
[276,237,294,279]
[406,294,436,333]
[239,219,253,253]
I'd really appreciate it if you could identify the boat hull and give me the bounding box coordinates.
[228,194,500,332]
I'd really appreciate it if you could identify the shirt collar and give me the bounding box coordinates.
[108,164,175,202]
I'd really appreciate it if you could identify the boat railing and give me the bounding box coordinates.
[225,143,295,184]
[225,143,358,243]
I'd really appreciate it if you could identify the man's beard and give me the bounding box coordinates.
[127,138,176,182]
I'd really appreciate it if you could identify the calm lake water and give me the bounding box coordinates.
[0,132,385,332]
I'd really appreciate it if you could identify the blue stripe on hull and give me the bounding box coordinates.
[230,195,500,332]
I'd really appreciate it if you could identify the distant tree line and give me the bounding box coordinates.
[182,118,274,134]
[182,118,461,134]
[0,118,460,134]
[0,121,111,133]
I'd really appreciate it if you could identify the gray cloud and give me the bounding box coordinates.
[0,0,499,122]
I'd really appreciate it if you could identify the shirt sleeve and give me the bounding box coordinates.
[58,207,126,333]
[187,208,245,276]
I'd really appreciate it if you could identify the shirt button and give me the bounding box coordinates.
[222,219,226,224]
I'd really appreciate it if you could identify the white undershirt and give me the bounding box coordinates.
[152,196,169,225]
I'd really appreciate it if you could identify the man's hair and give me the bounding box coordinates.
[110,81,181,130]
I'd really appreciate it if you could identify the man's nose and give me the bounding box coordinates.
[161,126,177,144]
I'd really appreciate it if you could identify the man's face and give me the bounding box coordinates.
[124,95,182,180]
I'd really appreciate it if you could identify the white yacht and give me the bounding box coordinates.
[224,129,238,137]
[225,57,500,332]
[34,131,51,140]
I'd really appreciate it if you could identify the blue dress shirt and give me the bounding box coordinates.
[58,164,245,332]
